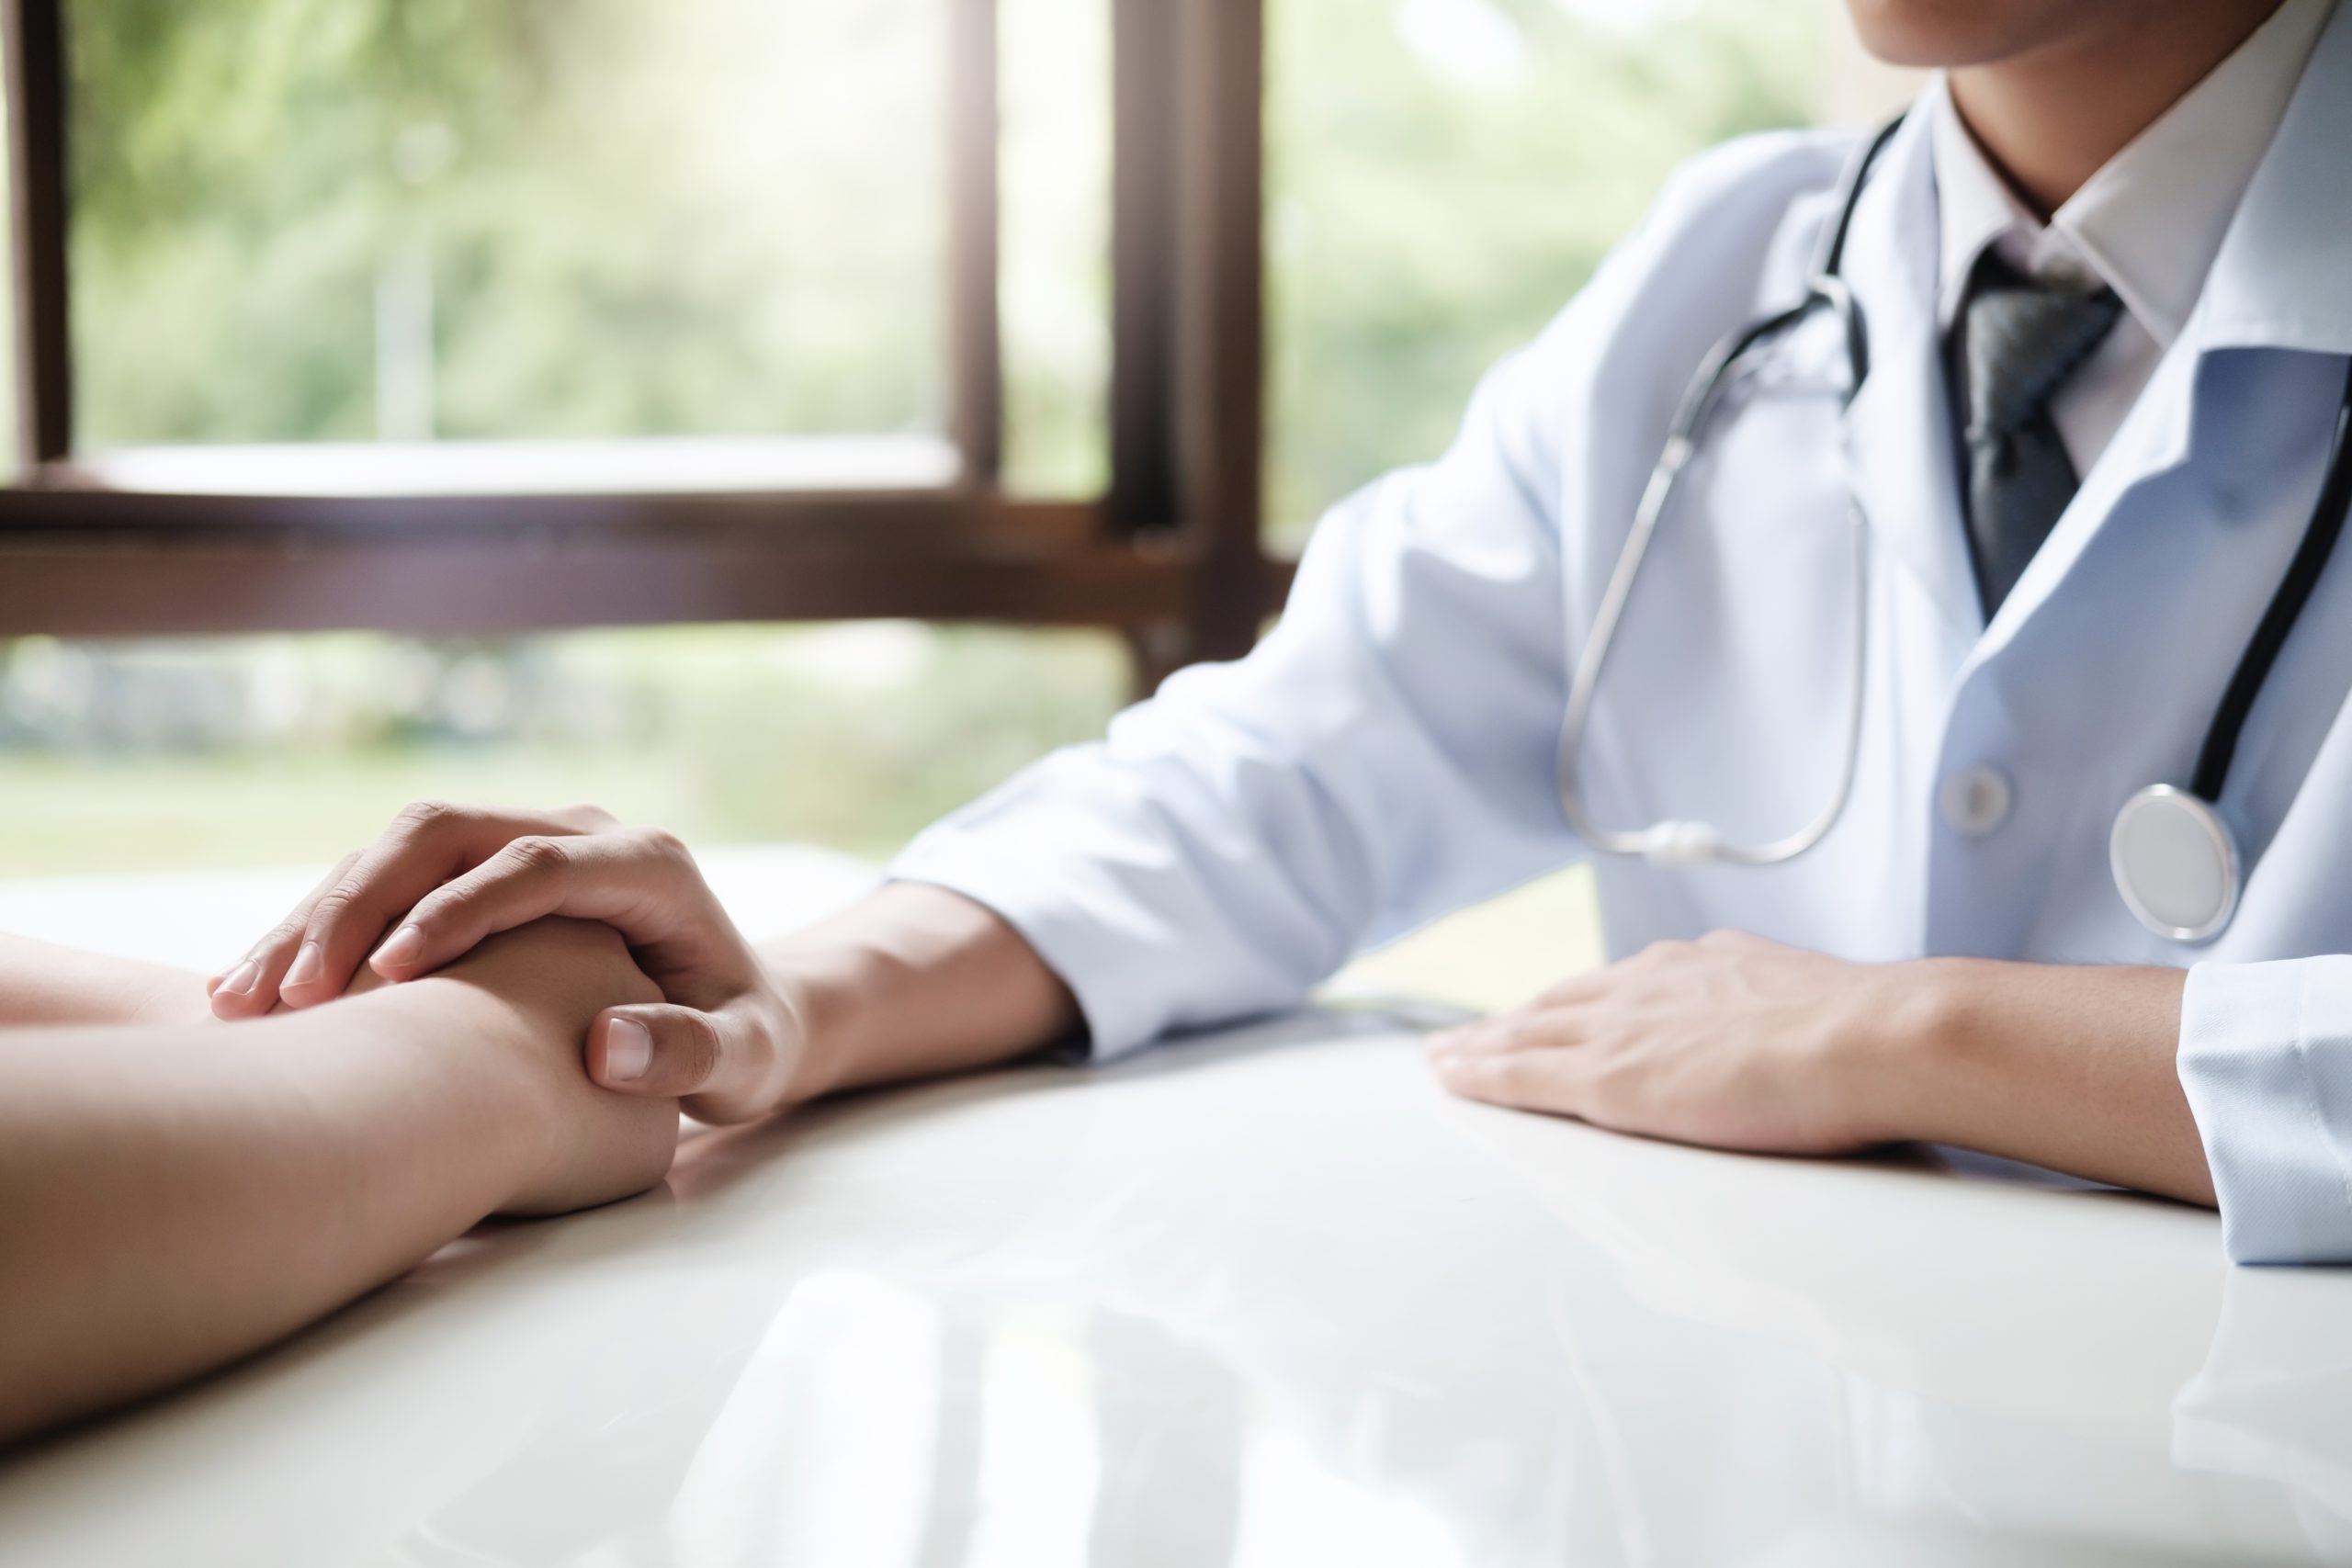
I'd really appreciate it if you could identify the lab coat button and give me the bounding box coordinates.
[1939,766,2013,836]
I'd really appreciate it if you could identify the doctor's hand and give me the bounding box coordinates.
[1424,931,2214,1202]
[1425,931,1934,1156]
[208,801,807,1124]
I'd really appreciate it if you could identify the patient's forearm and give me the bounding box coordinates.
[0,978,547,1444]
[0,932,209,1029]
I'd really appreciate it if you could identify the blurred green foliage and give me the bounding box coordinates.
[71,0,946,445]
[1268,0,1834,544]
[3,0,1841,880]
[0,625,1131,873]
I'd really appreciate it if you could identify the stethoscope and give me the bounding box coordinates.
[1557,113,2352,945]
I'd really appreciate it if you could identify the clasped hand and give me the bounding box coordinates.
[209,802,805,1125]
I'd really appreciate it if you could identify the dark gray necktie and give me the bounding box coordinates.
[1957,252,2123,615]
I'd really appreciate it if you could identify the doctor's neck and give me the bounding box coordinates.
[1844,0,2289,213]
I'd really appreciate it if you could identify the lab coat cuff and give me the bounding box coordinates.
[888,830,1156,1064]
[2179,958,2352,1264]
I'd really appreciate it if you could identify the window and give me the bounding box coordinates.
[74,1,952,466]
[0,0,1910,883]
[0,0,1281,678]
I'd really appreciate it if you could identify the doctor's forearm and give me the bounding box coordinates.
[764,883,1080,1104]
[1884,961,2212,1206]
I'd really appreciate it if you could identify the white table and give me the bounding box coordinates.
[0,849,2347,1567]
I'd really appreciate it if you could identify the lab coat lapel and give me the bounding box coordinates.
[1961,0,2352,675]
[2196,0,2352,363]
[1835,106,1983,643]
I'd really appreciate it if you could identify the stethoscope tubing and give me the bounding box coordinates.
[1557,459,1872,869]
[1556,119,1897,869]
[2192,358,2352,804]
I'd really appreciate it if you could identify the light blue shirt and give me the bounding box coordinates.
[897,4,2352,1264]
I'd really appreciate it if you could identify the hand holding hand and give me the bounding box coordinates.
[211,802,805,1124]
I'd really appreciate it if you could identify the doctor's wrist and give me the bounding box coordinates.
[1859,958,2206,1197]
[753,882,1082,1108]
[757,964,834,1110]
[1834,957,1998,1145]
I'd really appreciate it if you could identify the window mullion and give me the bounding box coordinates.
[948,0,1003,489]
[1,0,70,476]
[1108,0,1178,537]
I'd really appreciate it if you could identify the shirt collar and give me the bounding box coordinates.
[1928,83,2041,331]
[1929,0,2335,350]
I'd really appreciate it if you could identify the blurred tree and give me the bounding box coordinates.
[66,0,1834,496]
[68,0,945,446]
[1266,0,1835,546]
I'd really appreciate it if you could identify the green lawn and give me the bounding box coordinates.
[0,748,736,877]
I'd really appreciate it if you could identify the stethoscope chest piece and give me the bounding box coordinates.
[2109,784,2240,944]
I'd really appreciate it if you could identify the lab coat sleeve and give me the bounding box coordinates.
[889,129,1845,1059]
[888,392,1575,1058]
[2179,959,2352,1264]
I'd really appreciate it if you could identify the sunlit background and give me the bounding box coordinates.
[3,0,1899,1001]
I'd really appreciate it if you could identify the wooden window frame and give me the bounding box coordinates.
[0,0,1286,685]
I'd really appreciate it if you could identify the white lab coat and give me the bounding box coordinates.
[896,4,2352,1264]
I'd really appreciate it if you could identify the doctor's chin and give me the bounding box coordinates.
[5,1,2352,1563]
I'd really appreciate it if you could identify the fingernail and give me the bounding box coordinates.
[373,925,424,972]
[283,942,323,989]
[219,959,262,997]
[604,1018,652,1084]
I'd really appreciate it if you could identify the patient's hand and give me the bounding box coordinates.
[406,918,680,1214]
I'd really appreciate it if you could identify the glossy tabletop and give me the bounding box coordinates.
[1,851,2348,1566]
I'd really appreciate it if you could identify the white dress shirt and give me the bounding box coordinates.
[894,3,2352,1262]
[1931,0,2334,477]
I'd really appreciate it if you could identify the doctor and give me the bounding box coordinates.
[214,0,2352,1262]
